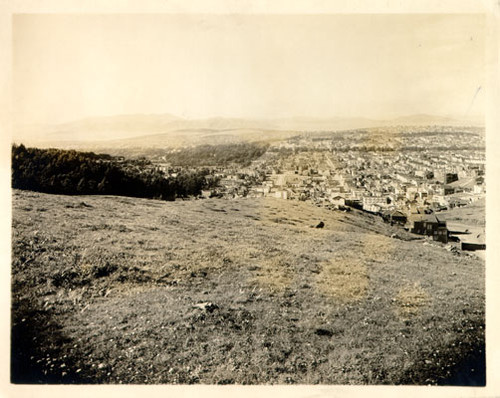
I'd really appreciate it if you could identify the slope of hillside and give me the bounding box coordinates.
[11,190,485,384]
[438,198,485,228]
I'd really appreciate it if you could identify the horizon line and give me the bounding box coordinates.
[14,112,486,128]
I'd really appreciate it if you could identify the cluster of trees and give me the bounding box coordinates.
[12,144,215,200]
[161,142,269,167]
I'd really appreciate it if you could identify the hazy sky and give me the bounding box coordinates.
[13,14,485,125]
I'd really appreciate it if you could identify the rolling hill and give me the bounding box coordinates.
[13,113,484,151]
[11,189,485,384]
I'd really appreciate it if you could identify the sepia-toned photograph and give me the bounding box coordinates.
[8,10,492,389]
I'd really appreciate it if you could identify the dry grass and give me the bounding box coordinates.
[11,190,485,385]
[394,283,432,320]
[361,233,396,263]
[316,254,368,304]
[253,256,295,293]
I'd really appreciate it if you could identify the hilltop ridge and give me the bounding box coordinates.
[13,113,484,148]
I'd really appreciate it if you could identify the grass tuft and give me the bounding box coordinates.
[316,254,368,304]
[394,283,431,320]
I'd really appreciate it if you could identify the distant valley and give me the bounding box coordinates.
[13,113,484,152]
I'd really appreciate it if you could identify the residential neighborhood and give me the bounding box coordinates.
[151,126,485,251]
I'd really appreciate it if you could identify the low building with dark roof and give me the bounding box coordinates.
[460,233,486,251]
[407,214,448,243]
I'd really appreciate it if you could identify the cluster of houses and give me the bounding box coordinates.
[151,126,486,251]
[243,131,486,251]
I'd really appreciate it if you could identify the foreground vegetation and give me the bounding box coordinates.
[11,190,485,384]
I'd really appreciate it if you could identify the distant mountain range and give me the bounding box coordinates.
[14,113,484,149]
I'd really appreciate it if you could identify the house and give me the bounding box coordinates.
[448,197,469,208]
[460,233,486,251]
[364,203,382,213]
[274,190,289,200]
[445,173,459,184]
[432,195,449,207]
[443,185,455,195]
[330,195,345,206]
[362,196,386,211]
[407,214,448,243]
[474,185,484,194]
[200,189,212,198]
[446,177,476,194]
[383,210,407,225]
[434,172,458,184]
[345,199,362,209]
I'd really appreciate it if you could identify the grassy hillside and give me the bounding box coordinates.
[438,198,485,228]
[11,190,485,384]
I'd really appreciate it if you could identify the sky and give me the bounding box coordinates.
[12,14,485,126]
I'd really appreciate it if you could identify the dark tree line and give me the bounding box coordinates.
[12,144,214,200]
[161,142,269,167]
